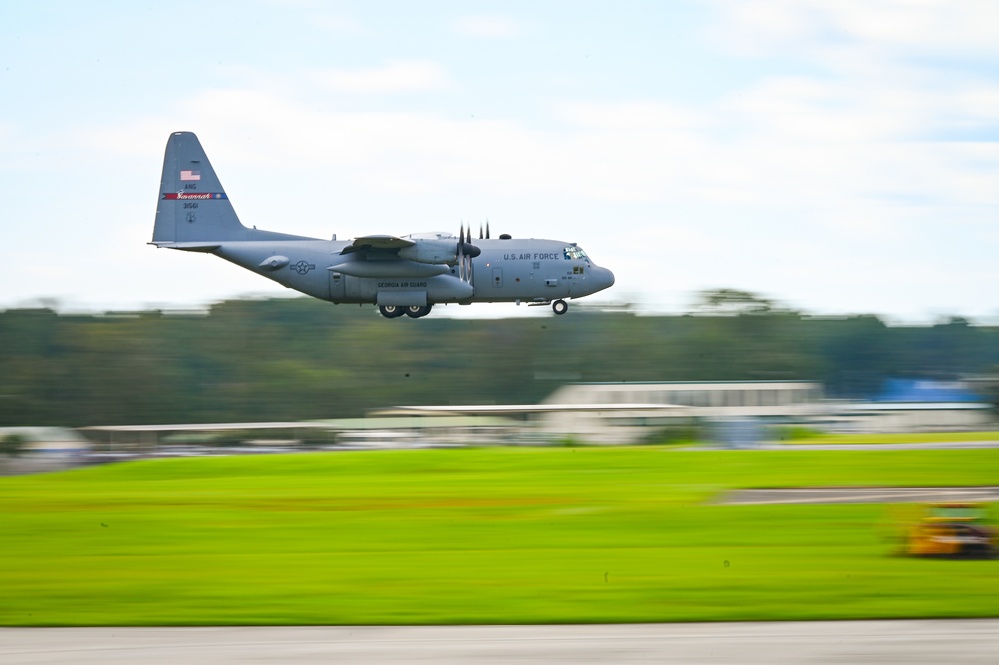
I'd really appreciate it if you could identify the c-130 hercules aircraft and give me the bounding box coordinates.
[151,132,615,318]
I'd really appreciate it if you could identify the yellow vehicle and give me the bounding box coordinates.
[906,503,996,559]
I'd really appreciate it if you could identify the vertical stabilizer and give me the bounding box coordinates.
[152,132,247,245]
[152,132,309,246]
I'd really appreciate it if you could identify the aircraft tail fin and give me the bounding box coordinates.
[152,132,306,246]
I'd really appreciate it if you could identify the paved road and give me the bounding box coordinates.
[720,486,999,505]
[3,621,999,664]
[760,441,999,451]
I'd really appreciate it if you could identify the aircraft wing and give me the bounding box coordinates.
[331,232,468,278]
[340,235,416,255]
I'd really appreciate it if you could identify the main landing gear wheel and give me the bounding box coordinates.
[379,305,406,318]
[552,299,568,315]
[405,305,433,318]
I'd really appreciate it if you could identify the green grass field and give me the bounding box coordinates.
[1,447,998,626]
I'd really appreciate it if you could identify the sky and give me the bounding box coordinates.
[2,0,998,322]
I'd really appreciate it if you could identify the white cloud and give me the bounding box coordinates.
[453,15,522,39]
[314,60,449,94]
[557,101,709,132]
[707,0,999,58]
[85,70,999,221]
[821,0,999,54]
[310,14,365,36]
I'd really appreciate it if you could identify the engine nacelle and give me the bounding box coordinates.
[397,237,480,265]
[398,239,459,265]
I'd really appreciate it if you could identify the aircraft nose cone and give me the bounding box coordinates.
[585,266,615,295]
[592,268,614,291]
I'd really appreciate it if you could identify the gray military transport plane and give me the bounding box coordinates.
[151,132,615,318]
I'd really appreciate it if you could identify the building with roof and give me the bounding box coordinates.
[537,381,826,444]
[828,379,994,433]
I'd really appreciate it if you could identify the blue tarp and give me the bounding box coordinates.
[875,379,986,403]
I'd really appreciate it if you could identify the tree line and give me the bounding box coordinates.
[1,291,997,427]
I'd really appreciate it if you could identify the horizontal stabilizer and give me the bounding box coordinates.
[148,241,221,252]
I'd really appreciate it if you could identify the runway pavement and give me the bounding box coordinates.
[720,486,999,505]
[759,441,999,451]
[3,620,999,664]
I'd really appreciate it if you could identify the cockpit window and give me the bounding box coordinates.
[564,246,589,261]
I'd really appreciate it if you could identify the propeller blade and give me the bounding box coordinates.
[457,223,465,280]
[486,220,490,239]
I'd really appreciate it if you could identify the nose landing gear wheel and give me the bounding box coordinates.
[379,305,406,318]
[552,299,568,315]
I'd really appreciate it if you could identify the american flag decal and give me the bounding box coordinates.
[180,170,201,181]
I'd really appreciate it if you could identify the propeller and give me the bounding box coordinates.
[479,221,490,240]
[456,223,480,284]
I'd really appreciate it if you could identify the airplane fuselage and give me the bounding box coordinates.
[214,236,614,308]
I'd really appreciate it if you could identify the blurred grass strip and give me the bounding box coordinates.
[1,447,997,625]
